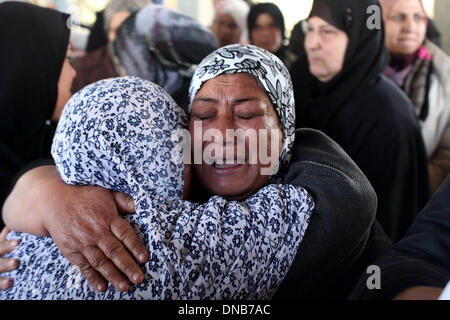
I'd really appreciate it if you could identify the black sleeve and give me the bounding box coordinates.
[349,176,450,300]
[349,253,449,300]
[273,129,392,300]
[394,176,450,271]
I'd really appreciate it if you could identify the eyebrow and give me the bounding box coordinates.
[318,25,337,31]
[193,97,259,104]
[193,97,217,103]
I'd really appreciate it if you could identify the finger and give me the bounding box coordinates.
[113,192,136,214]
[0,239,19,256]
[110,217,149,264]
[0,258,19,273]
[82,246,130,292]
[0,227,11,241]
[97,233,145,286]
[65,252,107,293]
[0,278,12,290]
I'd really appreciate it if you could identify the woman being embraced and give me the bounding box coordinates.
[0,76,314,300]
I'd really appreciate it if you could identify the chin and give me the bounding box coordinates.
[206,183,249,201]
[395,43,421,55]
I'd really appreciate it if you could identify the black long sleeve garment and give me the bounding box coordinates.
[291,0,431,242]
[273,129,392,300]
[349,175,450,300]
[0,2,70,228]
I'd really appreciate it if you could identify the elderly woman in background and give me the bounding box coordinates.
[113,5,219,110]
[211,0,250,47]
[71,0,152,93]
[0,1,75,227]
[380,0,450,194]
[247,3,293,65]
[290,0,430,241]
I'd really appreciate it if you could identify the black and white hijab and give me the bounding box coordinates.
[189,44,296,174]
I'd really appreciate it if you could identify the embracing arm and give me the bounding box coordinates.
[2,165,148,292]
[3,165,59,235]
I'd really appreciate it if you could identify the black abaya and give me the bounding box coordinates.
[291,0,430,241]
[0,2,70,227]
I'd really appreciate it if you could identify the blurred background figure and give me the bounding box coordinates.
[0,1,75,228]
[247,2,293,64]
[380,0,450,194]
[85,10,108,53]
[211,0,250,46]
[290,0,430,241]
[114,5,219,110]
[426,18,441,47]
[71,0,153,93]
[288,19,307,62]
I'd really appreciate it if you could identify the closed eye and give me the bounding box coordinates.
[236,114,255,120]
[192,113,215,120]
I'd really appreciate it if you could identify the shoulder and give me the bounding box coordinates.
[364,76,420,130]
[427,41,450,96]
[283,128,377,222]
[427,41,450,72]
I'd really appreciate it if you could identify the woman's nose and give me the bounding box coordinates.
[402,17,415,32]
[304,32,320,51]
[214,112,235,136]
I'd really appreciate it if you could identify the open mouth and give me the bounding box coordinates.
[211,158,249,169]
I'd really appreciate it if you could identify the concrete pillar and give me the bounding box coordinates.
[176,0,214,27]
[434,0,450,54]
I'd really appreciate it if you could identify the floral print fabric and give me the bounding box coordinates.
[0,77,313,300]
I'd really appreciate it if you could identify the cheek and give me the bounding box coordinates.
[189,120,203,151]
[416,24,427,42]
[251,32,262,45]
[385,24,402,43]
[324,40,346,74]
[271,31,282,49]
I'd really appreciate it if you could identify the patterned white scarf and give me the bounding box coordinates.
[189,44,296,172]
[1,77,313,300]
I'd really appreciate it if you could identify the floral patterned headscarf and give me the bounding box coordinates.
[52,76,187,211]
[4,77,314,301]
[189,44,296,173]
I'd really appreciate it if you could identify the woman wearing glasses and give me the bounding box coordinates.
[380,0,450,194]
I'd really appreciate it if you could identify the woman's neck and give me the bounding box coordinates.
[389,51,418,71]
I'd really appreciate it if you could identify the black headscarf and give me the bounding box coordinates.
[291,0,430,241]
[0,2,70,210]
[247,3,288,62]
[296,0,389,129]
